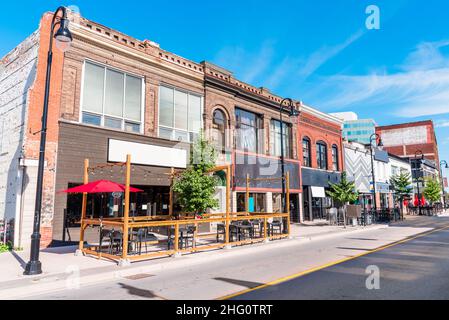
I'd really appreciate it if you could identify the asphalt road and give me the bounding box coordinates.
[27,216,449,300]
[232,217,449,300]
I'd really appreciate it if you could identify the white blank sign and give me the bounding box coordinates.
[108,139,187,168]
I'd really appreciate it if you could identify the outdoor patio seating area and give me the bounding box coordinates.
[74,155,292,264]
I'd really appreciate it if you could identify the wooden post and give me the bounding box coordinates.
[286,172,291,235]
[225,165,231,244]
[246,174,250,213]
[78,159,89,251]
[264,217,268,239]
[122,155,131,260]
[174,222,179,253]
[169,167,174,217]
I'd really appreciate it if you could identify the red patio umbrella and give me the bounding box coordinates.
[414,195,419,207]
[421,195,426,206]
[60,180,143,194]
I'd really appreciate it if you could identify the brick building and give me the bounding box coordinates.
[298,108,344,221]
[376,120,440,166]
[0,10,344,248]
[203,62,302,222]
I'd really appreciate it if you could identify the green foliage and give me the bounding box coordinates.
[326,172,359,206]
[390,172,413,201]
[0,242,12,253]
[423,178,442,204]
[173,133,219,215]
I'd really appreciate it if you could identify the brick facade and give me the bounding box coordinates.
[298,111,344,172]
[376,120,440,167]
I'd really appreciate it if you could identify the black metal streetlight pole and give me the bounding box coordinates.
[440,160,448,210]
[24,6,73,276]
[414,150,424,216]
[369,133,383,217]
[279,98,300,232]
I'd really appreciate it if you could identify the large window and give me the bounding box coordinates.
[81,61,143,133]
[158,85,202,143]
[270,119,291,158]
[332,145,339,171]
[302,137,311,167]
[235,108,263,153]
[316,141,328,170]
[212,109,226,153]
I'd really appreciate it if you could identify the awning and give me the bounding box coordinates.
[311,186,326,198]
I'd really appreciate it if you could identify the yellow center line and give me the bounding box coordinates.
[217,224,449,300]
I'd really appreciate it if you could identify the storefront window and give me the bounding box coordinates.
[81,61,143,133]
[270,119,291,158]
[332,145,339,171]
[302,137,311,167]
[235,108,263,154]
[158,85,203,143]
[237,193,266,212]
[316,141,328,170]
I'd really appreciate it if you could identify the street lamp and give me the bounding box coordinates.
[440,160,448,209]
[279,98,301,231]
[413,150,424,216]
[369,133,383,215]
[24,6,73,276]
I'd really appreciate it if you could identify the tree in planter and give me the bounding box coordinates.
[326,172,359,227]
[390,172,413,219]
[173,134,219,217]
[423,178,442,205]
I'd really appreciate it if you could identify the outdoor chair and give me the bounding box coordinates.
[98,228,113,254]
[216,223,226,243]
[229,224,240,242]
[110,230,123,255]
[268,219,282,236]
[130,228,159,255]
[180,226,196,249]
[167,225,196,250]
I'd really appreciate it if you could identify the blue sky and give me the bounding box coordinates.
[1,0,448,169]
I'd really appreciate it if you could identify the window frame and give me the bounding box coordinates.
[332,144,339,171]
[302,137,311,168]
[157,83,204,143]
[316,141,328,170]
[235,107,263,154]
[212,108,227,153]
[79,60,145,134]
[270,119,292,158]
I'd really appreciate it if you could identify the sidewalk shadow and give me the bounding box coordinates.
[10,251,27,270]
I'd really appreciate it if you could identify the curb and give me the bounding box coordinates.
[1,224,388,300]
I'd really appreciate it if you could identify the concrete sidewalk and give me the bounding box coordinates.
[0,223,389,299]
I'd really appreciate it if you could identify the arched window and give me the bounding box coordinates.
[302,137,311,167]
[212,109,226,153]
[316,141,328,170]
[332,145,339,171]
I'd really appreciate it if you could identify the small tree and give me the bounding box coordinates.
[423,178,442,204]
[390,172,413,219]
[173,134,219,216]
[326,172,359,227]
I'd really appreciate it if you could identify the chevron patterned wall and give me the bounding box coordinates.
[345,145,372,193]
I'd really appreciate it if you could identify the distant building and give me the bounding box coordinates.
[331,112,376,145]
[376,120,440,167]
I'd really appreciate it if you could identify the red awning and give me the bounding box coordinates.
[60,180,143,194]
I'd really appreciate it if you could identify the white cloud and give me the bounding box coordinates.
[297,30,364,80]
[213,41,275,84]
[435,119,449,128]
[310,39,449,117]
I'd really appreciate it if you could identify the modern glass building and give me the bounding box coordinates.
[330,112,376,145]
[342,119,376,144]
